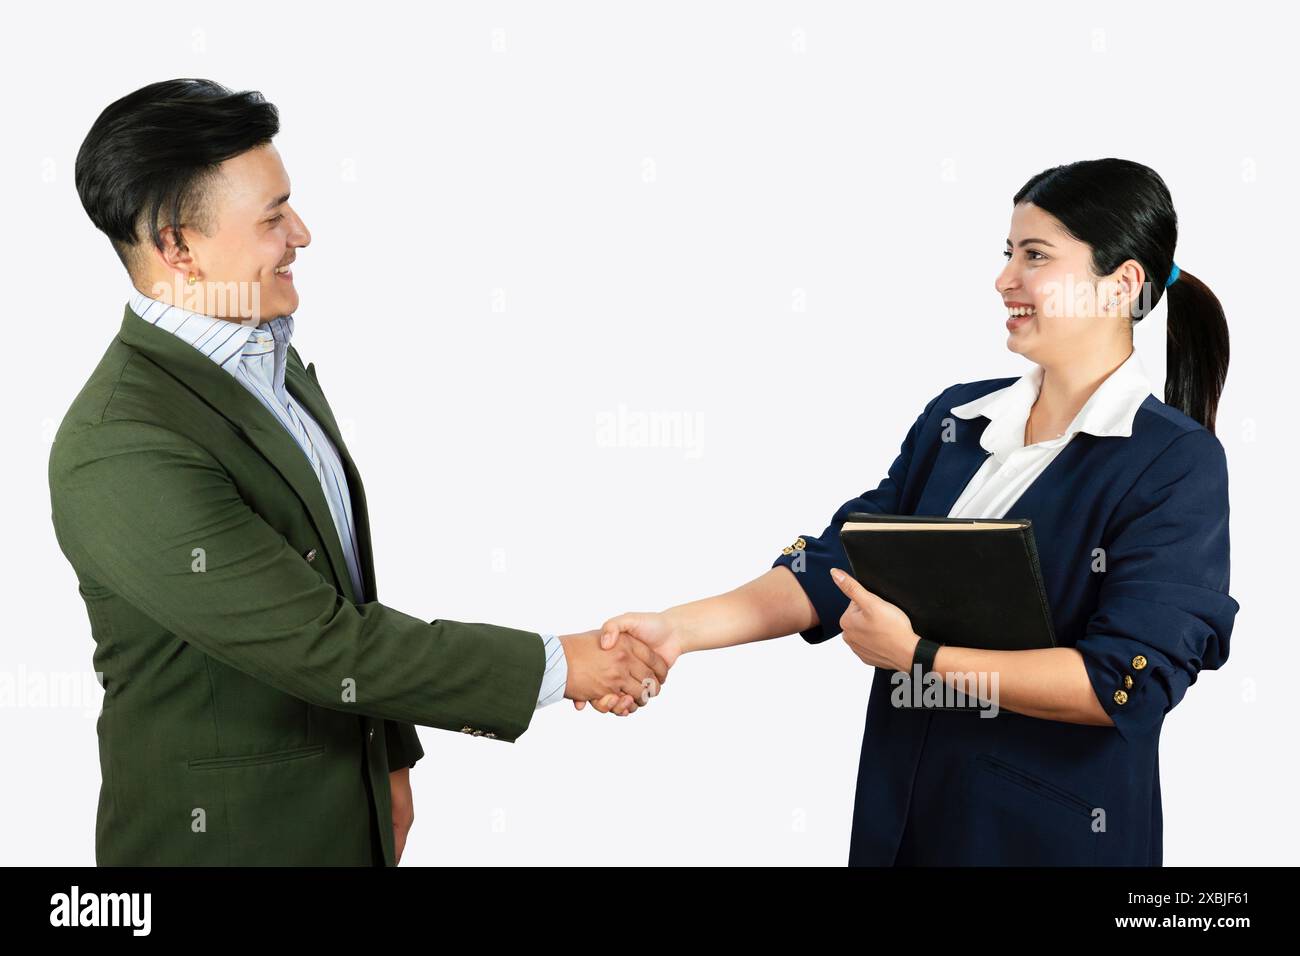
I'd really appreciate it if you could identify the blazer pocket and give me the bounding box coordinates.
[974,753,1095,816]
[187,743,325,772]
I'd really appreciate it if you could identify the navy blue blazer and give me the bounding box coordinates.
[772,377,1239,866]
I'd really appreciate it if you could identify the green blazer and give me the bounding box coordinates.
[48,304,546,866]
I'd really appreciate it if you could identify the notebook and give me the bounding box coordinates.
[838,513,1056,711]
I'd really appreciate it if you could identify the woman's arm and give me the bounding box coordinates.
[931,646,1111,726]
[669,567,819,654]
[831,566,1113,726]
[584,567,818,713]
[599,566,818,665]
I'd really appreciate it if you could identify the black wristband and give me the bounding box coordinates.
[911,637,943,677]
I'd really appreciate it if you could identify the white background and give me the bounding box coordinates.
[2,0,1295,865]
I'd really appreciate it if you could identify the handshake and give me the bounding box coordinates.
[559,611,683,716]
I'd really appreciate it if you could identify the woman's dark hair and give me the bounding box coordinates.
[75,78,280,275]
[1013,158,1229,434]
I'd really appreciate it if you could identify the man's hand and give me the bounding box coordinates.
[561,629,669,717]
[575,611,688,714]
[830,567,920,672]
[390,766,413,865]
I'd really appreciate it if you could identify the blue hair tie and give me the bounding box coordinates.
[1165,262,1181,288]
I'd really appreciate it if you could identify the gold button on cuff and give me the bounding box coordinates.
[794,537,807,550]
[1113,689,1129,705]
[782,547,793,555]
[1131,655,1147,670]
[1123,675,1133,689]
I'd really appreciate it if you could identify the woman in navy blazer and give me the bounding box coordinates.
[589,158,1239,866]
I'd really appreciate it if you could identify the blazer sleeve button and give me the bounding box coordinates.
[1113,689,1129,705]
[1131,655,1147,670]
[304,548,317,562]
[1123,675,1134,689]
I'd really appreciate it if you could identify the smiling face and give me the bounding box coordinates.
[145,142,310,323]
[995,201,1140,366]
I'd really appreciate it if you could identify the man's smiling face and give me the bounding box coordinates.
[167,143,311,322]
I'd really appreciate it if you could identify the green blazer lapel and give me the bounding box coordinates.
[285,352,378,602]
[116,305,362,606]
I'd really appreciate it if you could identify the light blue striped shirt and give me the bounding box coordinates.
[127,289,567,709]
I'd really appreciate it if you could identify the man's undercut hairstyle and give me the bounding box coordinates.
[75,78,280,278]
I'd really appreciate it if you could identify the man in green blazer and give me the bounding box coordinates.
[49,79,667,866]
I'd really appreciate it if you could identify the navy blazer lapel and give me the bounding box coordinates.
[913,404,1133,523]
[913,415,993,516]
[999,434,1098,520]
[116,306,362,606]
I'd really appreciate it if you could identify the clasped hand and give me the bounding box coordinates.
[563,610,685,716]
[560,629,667,716]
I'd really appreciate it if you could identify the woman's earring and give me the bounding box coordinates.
[187,274,197,286]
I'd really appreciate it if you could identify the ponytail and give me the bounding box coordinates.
[1160,269,1229,435]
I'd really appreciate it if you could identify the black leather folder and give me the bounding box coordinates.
[838,512,1056,655]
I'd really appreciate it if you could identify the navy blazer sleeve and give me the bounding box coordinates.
[1075,428,1240,743]
[771,389,947,644]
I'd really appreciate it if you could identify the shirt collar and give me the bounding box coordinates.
[126,288,295,377]
[948,349,1156,460]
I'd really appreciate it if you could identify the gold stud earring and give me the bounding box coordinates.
[187,274,197,285]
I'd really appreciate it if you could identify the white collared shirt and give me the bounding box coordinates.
[946,348,1157,519]
[126,289,567,708]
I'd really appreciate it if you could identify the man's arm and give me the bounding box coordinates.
[50,418,546,741]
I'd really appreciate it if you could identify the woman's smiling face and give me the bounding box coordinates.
[995,201,1131,365]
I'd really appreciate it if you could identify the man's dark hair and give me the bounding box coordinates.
[75,78,280,276]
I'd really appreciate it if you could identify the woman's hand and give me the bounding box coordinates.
[830,568,921,672]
